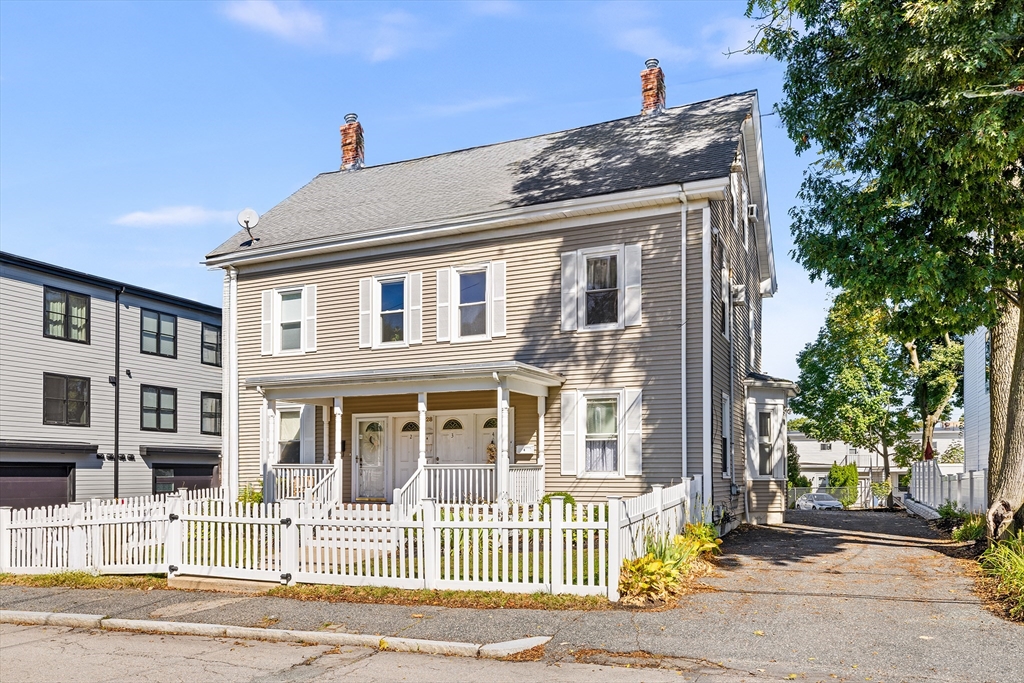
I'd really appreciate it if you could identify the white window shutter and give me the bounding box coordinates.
[560,390,578,476]
[560,252,578,332]
[260,290,273,356]
[492,261,506,338]
[303,284,317,352]
[624,244,642,327]
[436,268,451,342]
[624,389,643,475]
[358,278,372,349]
[409,272,423,345]
[299,404,316,464]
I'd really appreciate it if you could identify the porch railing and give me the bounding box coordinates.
[424,463,496,504]
[509,463,543,504]
[267,464,335,503]
[394,468,422,521]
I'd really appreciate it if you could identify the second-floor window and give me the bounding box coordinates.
[201,392,222,435]
[261,286,317,355]
[820,443,833,451]
[202,323,221,366]
[141,385,176,432]
[377,276,406,346]
[43,373,90,426]
[141,310,176,357]
[43,287,89,344]
[457,268,487,339]
[434,264,504,344]
[561,245,640,332]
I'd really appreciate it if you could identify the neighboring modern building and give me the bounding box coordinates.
[0,252,223,508]
[205,61,796,530]
[962,327,990,473]
[789,424,964,489]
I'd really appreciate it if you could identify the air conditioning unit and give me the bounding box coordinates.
[731,283,746,306]
[747,204,759,221]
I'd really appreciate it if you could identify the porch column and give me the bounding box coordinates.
[537,396,546,467]
[497,381,510,500]
[321,406,330,464]
[264,398,277,500]
[417,392,427,503]
[333,397,343,505]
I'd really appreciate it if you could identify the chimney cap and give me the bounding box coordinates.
[344,113,359,124]
[645,58,660,70]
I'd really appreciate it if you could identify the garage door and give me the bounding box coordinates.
[0,463,74,509]
[153,464,217,494]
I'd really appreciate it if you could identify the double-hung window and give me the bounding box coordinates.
[456,268,488,339]
[201,323,221,366]
[561,244,640,332]
[584,395,619,474]
[261,286,317,355]
[820,443,832,451]
[141,385,176,432]
[201,392,222,435]
[375,276,407,347]
[278,409,301,464]
[141,310,176,357]
[43,373,90,426]
[757,410,773,476]
[43,287,89,343]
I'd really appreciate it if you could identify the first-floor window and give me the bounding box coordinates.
[43,373,90,426]
[758,411,772,476]
[201,392,222,435]
[141,385,177,432]
[584,396,619,473]
[820,443,833,451]
[278,409,301,464]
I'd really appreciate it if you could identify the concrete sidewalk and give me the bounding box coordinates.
[2,511,1020,682]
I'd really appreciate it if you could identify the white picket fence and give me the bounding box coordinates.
[910,460,988,513]
[0,478,705,602]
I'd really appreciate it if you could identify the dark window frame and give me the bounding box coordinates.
[42,372,91,427]
[201,323,222,367]
[140,384,178,433]
[200,391,222,436]
[42,286,91,345]
[140,309,177,359]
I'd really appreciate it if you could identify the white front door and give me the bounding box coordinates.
[435,414,473,464]
[394,418,420,493]
[356,418,387,500]
[476,413,498,464]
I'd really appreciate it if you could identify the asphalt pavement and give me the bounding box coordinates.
[2,510,1020,682]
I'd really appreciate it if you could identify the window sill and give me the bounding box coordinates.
[273,350,306,357]
[577,323,624,333]
[451,334,492,345]
[43,334,91,345]
[576,471,626,480]
[373,341,409,350]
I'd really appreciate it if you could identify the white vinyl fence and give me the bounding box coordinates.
[1,478,704,602]
[910,460,988,513]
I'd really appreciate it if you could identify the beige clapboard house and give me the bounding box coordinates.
[206,63,796,529]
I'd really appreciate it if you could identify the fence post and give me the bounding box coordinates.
[280,497,300,585]
[422,499,436,589]
[165,494,182,577]
[550,496,564,595]
[967,471,975,512]
[0,507,11,573]
[606,496,621,603]
[68,502,86,571]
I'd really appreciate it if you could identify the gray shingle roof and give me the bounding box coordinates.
[207,91,756,259]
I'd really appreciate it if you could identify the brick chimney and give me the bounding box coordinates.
[641,59,665,115]
[340,113,364,170]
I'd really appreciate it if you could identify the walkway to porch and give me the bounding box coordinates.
[255,361,562,507]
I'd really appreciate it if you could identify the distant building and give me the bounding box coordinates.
[0,252,223,508]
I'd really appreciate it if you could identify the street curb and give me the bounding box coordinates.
[0,610,546,658]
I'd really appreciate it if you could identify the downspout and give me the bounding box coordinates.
[113,286,124,499]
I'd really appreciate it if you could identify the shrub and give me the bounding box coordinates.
[951,515,986,542]
[980,531,1024,621]
[827,462,860,507]
[237,483,263,505]
[619,554,683,605]
[539,492,577,508]
[679,522,722,555]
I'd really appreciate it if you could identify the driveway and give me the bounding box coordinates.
[2,510,1019,682]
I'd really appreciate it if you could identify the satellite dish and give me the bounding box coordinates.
[237,208,260,243]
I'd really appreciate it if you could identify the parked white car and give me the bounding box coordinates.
[796,493,844,510]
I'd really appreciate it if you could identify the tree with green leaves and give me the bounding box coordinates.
[746,0,1024,536]
[828,462,860,508]
[791,294,916,501]
[787,439,811,489]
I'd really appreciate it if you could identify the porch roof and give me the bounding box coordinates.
[247,360,564,402]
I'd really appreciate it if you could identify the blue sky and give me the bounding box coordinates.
[0,0,830,381]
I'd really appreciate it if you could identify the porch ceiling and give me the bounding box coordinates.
[247,360,564,402]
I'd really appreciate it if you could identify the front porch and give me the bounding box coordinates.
[253,361,562,507]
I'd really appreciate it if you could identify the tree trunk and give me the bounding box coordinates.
[922,413,936,459]
[987,294,1024,539]
[881,442,893,508]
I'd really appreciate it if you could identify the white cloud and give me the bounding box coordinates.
[114,206,235,227]
[360,11,437,63]
[700,17,760,67]
[418,96,523,118]
[612,26,694,63]
[222,0,324,43]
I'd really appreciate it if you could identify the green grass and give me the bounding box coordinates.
[979,531,1024,621]
[0,571,167,590]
